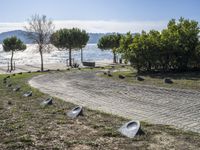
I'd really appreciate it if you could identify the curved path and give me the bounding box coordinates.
[29,71,200,133]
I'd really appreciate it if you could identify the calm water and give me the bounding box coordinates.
[0,44,114,66]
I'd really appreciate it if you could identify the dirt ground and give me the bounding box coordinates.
[0,72,200,150]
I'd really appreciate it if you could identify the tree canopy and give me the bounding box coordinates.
[51,28,89,66]
[98,34,121,63]
[3,36,26,71]
[118,18,200,72]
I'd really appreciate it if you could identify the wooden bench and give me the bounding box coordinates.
[82,61,95,67]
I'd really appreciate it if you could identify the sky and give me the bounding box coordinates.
[0,0,200,33]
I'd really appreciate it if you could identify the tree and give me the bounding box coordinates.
[118,32,134,62]
[118,17,200,73]
[3,36,26,71]
[51,28,89,66]
[145,30,161,71]
[128,33,144,72]
[78,30,89,62]
[98,34,121,63]
[160,18,199,71]
[176,18,199,70]
[25,14,54,71]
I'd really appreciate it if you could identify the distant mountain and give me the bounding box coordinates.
[0,30,33,44]
[88,33,106,44]
[0,30,124,44]
[88,33,136,43]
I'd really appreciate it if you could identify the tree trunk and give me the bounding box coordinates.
[69,48,72,67]
[147,62,151,72]
[81,48,83,63]
[39,47,44,71]
[137,65,141,73]
[113,51,117,63]
[10,51,14,71]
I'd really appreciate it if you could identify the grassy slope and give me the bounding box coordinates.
[0,71,200,150]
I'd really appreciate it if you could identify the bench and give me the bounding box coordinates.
[82,61,95,67]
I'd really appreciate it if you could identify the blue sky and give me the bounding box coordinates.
[0,0,200,33]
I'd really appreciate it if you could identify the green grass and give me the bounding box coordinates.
[0,71,200,149]
[100,65,200,90]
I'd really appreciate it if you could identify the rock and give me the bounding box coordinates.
[107,71,112,77]
[136,76,144,81]
[6,76,10,79]
[111,66,115,69]
[6,84,12,88]
[108,73,112,77]
[164,78,173,84]
[119,74,125,79]
[118,120,141,138]
[41,97,53,106]
[103,72,107,75]
[23,91,32,97]
[67,106,83,119]
[7,101,12,105]
[43,69,50,72]
[13,86,20,92]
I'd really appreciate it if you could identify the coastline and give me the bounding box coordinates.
[0,60,113,74]
[0,44,114,69]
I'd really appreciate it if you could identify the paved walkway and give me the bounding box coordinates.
[0,61,113,74]
[0,63,67,74]
[29,71,200,133]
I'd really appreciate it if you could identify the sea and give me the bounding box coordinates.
[0,44,114,66]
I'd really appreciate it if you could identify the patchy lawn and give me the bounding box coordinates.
[0,71,200,150]
[100,65,200,91]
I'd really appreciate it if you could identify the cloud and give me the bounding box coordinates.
[0,20,167,33]
[0,22,25,33]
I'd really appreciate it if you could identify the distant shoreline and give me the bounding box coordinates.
[0,60,113,74]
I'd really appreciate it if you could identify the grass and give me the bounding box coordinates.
[100,65,200,90]
[0,71,200,149]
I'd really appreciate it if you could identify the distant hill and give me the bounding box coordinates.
[0,30,124,44]
[0,30,33,44]
[88,33,107,44]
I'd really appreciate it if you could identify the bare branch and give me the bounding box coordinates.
[24,14,55,71]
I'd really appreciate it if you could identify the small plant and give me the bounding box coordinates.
[72,63,79,68]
